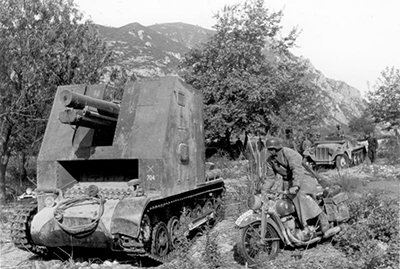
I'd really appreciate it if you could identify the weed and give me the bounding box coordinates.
[377,137,400,165]
[329,171,365,193]
[203,230,225,268]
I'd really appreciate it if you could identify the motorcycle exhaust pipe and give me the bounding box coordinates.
[286,228,322,246]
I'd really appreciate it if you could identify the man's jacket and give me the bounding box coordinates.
[263,147,319,194]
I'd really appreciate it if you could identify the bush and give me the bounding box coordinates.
[6,156,37,199]
[377,137,400,165]
[333,189,399,268]
[324,171,365,193]
[207,150,248,179]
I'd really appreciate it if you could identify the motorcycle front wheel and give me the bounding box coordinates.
[236,220,281,265]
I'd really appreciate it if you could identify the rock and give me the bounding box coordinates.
[103,260,113,267]
[49,262,63,269]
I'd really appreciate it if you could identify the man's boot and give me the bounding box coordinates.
[319,212,329,234]
[319,212,341,238]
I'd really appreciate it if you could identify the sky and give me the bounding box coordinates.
[74,0,400,96]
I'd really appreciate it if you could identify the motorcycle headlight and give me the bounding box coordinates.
[247,195,262,210]
[45,196,56,207]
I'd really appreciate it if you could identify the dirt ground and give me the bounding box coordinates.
[0,161,399,269]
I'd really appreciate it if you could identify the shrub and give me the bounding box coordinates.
[5,156,37,200]
[207,150,249,179]
[333,189,399,268]
[377,137,400,165]
[203,230,225,268]
[326,171,365,193]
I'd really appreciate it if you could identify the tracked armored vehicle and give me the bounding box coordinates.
[10,76,224,262]
[304,135,367,170]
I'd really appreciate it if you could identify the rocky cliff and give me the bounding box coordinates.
[301,57,367,127]
[96,22,366,128]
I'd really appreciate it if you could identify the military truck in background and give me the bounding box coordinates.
[10,76,225,263]
[304,135,367,170]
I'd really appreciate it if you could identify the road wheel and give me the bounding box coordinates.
[192,204,203,219]
[202,200,214,214]
[167,216,180,250]
[213,197,225,222]
[151,222,169,258]
[236,221,280,266]
[336,154,349,169]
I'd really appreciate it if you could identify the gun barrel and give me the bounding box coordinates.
[59,109,117,129]
[59,89,120,118]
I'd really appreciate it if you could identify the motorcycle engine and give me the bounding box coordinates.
[275,198,296,217]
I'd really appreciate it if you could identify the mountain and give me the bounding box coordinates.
[97,22,193,77]
[148,23,215,49]
[96,22,366,128]
[300,57,367,128]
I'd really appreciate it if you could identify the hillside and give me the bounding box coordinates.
[148,22,215,49]
[300,57,367,127]
[96,22,366,127]
[97,23,189,77]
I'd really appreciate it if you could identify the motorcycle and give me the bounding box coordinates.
[235,185,350,265]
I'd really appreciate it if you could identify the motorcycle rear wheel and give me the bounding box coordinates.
[236,220,280,266]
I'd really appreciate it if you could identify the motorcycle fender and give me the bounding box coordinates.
[267,218,285,242]
[235,212,285,243]
[235,210,261,228]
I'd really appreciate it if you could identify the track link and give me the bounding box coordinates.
[9,202,47,255]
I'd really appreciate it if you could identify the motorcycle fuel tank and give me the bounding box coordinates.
[275,199,295,217]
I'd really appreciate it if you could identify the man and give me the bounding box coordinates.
[235,136,244,157]
[367,132,379,164]
[315,132,321,142]
[336,124,344,139]
[301,134,313,157]
[261,137,329,236]
[257,137,265,152]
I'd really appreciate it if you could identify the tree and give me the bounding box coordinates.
[180,0,326,147]
[348,111,376,139]
[0,0,113,204]
[367,67,400,145]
